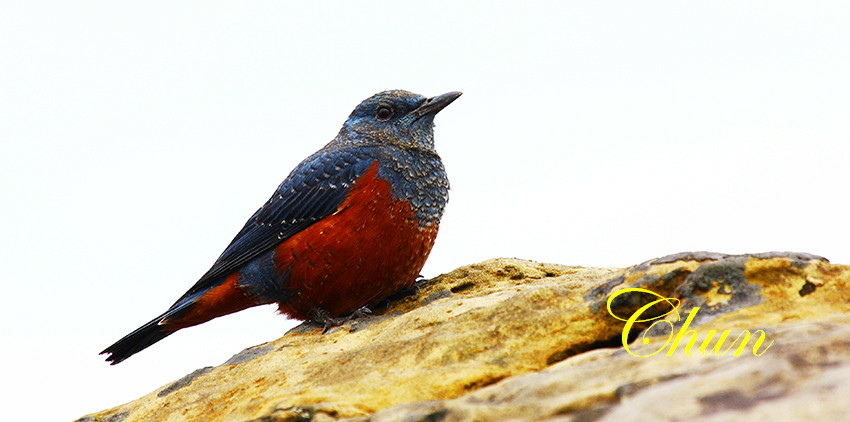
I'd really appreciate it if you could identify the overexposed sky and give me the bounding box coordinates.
[2,2,848,420]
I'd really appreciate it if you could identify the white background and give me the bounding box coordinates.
[2,2,848,420]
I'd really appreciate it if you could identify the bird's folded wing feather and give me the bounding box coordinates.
[177,149,377,301]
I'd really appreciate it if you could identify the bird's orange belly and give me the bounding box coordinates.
[273,163,438,319]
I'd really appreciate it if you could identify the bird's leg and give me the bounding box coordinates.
[376,275,426,307]
[308,306,372,333]
[395,277,425,298]
[349,306,373,318]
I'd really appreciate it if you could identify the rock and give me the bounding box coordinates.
[78,252,850,422]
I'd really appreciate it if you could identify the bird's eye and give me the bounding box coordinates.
[376,106,394,121]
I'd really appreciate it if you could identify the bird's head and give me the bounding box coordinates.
[336,90,462,153]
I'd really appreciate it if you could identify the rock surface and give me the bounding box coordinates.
[79,252,850,422]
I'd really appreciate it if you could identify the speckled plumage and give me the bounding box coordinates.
[101,90,461,364]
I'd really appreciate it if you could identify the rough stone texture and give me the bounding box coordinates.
[79,252,850,422]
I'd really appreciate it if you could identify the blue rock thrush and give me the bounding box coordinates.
[101,90,461,364]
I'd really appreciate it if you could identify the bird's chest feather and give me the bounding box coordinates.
[272,161,439,318]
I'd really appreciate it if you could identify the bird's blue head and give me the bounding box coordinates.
[335,90,462,153]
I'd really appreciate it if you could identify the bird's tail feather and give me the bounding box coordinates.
[100,311,178,365]
[101,274,257,364]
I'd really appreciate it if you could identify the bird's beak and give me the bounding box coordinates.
[413,91,463,118]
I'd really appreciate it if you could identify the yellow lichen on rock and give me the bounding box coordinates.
[78,252,850,422]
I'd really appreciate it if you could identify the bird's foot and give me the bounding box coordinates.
[308,306,372,333]
[349,306,373,319]
[396,282,422,298]
[378,277,425,306]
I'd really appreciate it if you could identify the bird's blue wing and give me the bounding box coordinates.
[181,148,377,297]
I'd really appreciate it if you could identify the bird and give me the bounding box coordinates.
[101,90,461,364]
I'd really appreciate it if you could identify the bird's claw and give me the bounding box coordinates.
[350,306,372,318]
[308,306,372,333]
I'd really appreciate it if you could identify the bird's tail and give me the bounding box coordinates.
[101,273,258,364]
[100,312,177,365]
